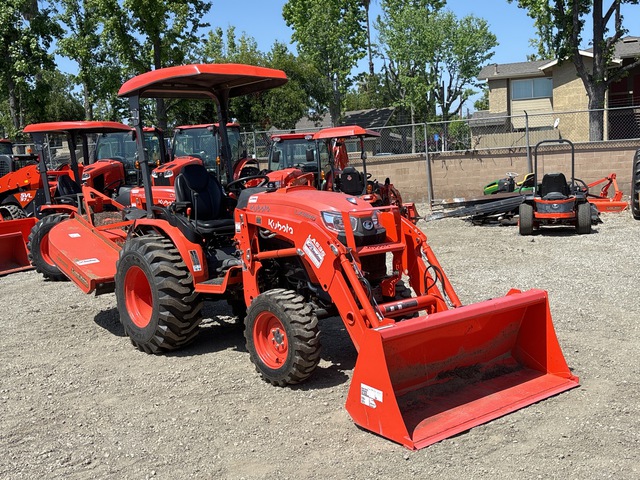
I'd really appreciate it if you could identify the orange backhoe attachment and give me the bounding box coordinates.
[345,288,579,450]
[0,217,37,275]
[587,173,628,212]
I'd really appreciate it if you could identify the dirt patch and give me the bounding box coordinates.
[1,208,638,479]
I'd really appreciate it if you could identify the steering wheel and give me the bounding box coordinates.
[56,163,70,171]
[572,178,589,195]
[226,174,270,195]
[506,171,518,178]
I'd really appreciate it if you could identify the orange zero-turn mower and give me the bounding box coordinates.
[519,139,594,235]
[40,63,579,450]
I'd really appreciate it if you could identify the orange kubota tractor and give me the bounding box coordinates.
[152,123,257,186]
[0,121,136,276]
[38,63,579,450]
[265,126,420,222]
[314,126,420,222]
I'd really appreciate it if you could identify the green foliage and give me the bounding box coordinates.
[283,0,367,125]
[192,30,328,131]
[474,85,489,111]
[0,0,62,136]
[377,1,496,122]
[99,0,213,127]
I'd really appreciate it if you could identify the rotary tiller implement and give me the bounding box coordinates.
[39,63,579,450]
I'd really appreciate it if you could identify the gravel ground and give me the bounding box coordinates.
[1,207,639,479]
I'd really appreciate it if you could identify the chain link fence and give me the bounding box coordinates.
[241,106,640,158]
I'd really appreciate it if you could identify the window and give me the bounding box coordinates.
[511,78,552,100]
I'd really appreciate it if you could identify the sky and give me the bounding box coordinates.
[53,0,640,111]
[204,0,640,71]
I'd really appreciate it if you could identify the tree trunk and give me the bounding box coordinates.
[330,74,341,127]
[364,0,374,76]
[83,81,93,120]
[7,77,20,132]
[588,85,607,141]
[153,37,167,130]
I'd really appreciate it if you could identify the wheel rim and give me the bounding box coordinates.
[253,311,288,369]
[39,233,55,267]
[124,266,153,328]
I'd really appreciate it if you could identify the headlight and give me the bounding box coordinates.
[321,211,358,233]
[81,173,90,182]
[164,170,173,178]
[151,171,159,178]
[371,210,381,229]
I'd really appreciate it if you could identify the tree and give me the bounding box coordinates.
[474,85,490,111]
[194,29,327,130]
[57,0,121,120]
[101,0,212,128]
[283,0,367,125]
[511,0,640,140]
[0,0,61,136]
[432,11,497,121]
[377,0,445,124]
[377,2,496,124]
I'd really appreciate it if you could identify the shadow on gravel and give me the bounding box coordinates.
[94,308,126,337]
[294,315,356,390]
[94,300,356,389]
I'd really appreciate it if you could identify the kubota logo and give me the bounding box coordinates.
[267,218,294,235]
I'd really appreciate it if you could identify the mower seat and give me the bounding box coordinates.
[55,174,82,205]
[174,164,234,236]
[540,173,571,200]
[340,166,365,195]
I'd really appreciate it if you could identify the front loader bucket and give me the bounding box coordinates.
[345,289,579,450]
[0,217,38,275]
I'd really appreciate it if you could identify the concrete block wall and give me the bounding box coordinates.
[354,141,640,205]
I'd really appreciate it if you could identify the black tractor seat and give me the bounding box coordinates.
[55,174,82,205]
[540,172,571,200]
[174,164,235,237]
[339,166,365,195]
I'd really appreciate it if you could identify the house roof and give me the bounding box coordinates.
[294,107,395,131]
[469,110,509,128]
[479,37,640,81]
[587,36,640,59]
[478,59,550,80]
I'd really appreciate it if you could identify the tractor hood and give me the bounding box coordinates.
[240,186,375,216]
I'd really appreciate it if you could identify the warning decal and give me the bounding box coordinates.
[360,383,383,409]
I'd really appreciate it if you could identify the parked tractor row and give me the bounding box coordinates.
[0,63,584,451]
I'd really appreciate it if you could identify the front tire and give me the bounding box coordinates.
[115,235,203,353]
[519,203,534,235]
[245,289,320,386]
[576,202,592,234]
[0,204,26,220]
[27,214,68,281]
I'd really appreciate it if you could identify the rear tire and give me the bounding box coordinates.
[245,289,320,386]
[0,204,26,220]
[632,150,640,220]
[115,235,203,353]
[27,214,68,281]
[519,203,534,235]
[576,202,592,234]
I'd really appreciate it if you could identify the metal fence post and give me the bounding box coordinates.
[424,122,433,206]
[524,110,532,172]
